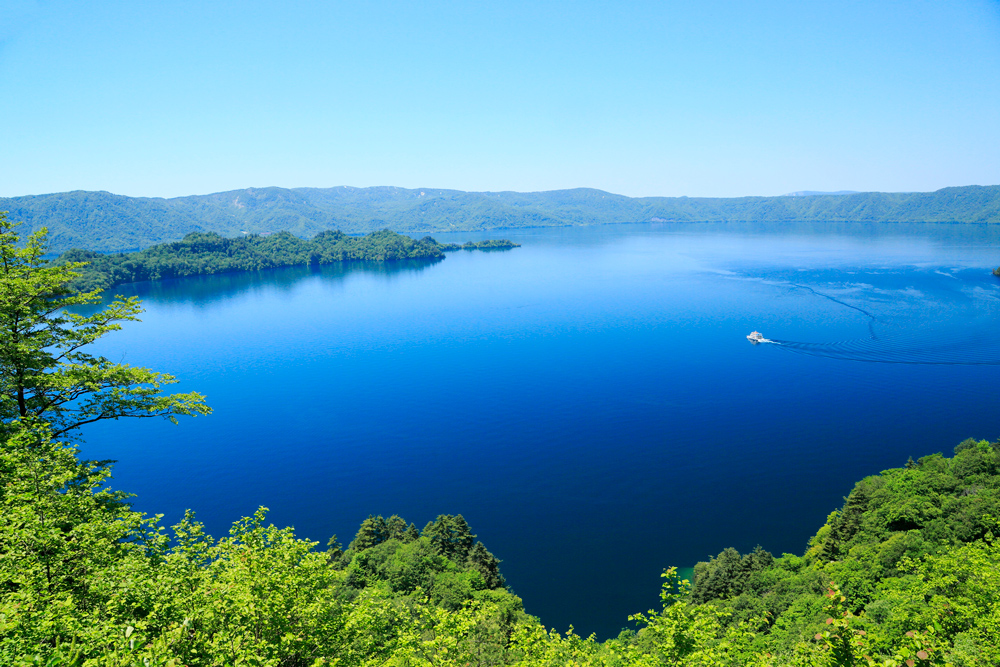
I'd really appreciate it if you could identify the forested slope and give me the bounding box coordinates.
[6,428,999,666]
[4,184,999,252]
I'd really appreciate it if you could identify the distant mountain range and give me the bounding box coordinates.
[2,184,999,253]
[782,190,859,197]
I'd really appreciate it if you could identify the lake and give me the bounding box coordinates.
[82,221,1000,638]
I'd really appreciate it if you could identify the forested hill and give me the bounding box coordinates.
[5,183,1000,252]
[58,229,519,292]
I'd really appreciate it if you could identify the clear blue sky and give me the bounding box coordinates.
[1,0,999,198]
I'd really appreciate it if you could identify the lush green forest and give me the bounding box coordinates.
[4,184,1000,252]
[56,230,519,292]
[3,216,1000,666]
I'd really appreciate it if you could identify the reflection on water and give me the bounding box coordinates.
[103,258,443,305]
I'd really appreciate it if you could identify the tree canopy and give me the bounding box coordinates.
[0,214,210,439]
[58,230,519,293]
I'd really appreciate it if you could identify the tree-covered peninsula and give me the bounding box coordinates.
[3,217,999,665]
[57,229,519,292]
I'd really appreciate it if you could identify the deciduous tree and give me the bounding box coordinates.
[0,214,210,440]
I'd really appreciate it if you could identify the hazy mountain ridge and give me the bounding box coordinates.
[3,184,999,252]
[783,190,859,196]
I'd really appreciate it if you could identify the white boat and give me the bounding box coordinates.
[747,331,765,343]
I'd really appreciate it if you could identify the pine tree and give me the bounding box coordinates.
[466,541,506,589]
[422,514,476,561]
[385,514,408,541]
[350,515,388,551]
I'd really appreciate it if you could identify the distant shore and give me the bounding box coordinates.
[6,183,1000,253]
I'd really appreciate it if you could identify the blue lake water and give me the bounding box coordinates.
[82,222,1000,638]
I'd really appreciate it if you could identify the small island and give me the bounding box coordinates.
[994,266,1000,277]
[58,229,519,292]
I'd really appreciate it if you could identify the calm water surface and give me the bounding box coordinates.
[83,222,1000,638]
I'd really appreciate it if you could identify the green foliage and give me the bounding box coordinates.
[812,445,1000,609]
[339,513,508,614]
[422,514,476,562]
[58,229,518,292]
[0,420,150,661]
[713,440,1000,665]
[4,185,999,253]
[439,239,522,251]
[0,215,210,439]
[690,546,775,604]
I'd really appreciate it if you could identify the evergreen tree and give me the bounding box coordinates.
[403,522,420,542]
[423,514,476,561]
[326,534,343,563]
[820,477,878,560]
[466,541,506,589]
[385,514,408,541]
[350,515,388,551]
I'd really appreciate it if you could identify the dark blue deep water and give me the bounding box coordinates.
[82,222,1000,638]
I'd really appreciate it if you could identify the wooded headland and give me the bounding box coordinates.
[58,230,519,292]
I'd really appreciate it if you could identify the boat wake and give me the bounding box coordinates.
[754,281,1000,365]
[767,334,1000,365]
[788,283,880,340]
